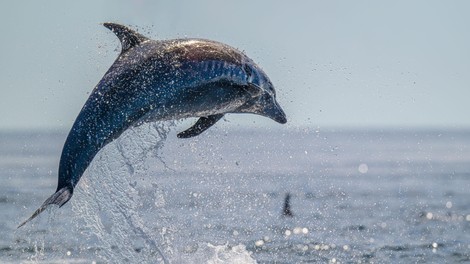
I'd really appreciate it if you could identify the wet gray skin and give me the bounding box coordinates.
[19,23,286,227]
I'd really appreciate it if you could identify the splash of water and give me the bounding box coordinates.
[65,120,258,263]
[71,122,176,263]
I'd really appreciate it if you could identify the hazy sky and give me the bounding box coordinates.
[1,1,469,130]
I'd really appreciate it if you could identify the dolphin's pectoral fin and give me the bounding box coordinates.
[177,114,224,138]
[17,186,73,228]
[103,23,149,53]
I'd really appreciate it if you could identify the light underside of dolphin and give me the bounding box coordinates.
[18,23,286,228]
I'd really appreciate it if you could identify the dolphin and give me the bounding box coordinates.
[19,23,286,227]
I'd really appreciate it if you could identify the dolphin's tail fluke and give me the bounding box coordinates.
[17,187,73,228]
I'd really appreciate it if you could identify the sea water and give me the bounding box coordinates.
[1,125,469,263]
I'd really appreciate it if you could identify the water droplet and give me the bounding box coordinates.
[426,212,433,220]
[358,163,368,174]
[255,240,264,247]
[293,227,302,234]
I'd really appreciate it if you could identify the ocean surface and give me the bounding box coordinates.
[1,125,469,263]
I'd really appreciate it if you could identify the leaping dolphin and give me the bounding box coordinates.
[19,23,287,227]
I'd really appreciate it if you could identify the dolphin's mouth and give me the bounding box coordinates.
[273,112,287,124]
[271,109,287,124]
[262,101,287,124]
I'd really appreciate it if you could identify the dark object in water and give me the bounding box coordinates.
[282,193,294,217]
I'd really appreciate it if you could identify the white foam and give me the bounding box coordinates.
[172,243,256,264]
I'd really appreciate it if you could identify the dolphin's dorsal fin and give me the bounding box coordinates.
[177,114,224,138]
[103,23,149,53]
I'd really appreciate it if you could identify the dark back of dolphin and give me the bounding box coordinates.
[19,23,286,228]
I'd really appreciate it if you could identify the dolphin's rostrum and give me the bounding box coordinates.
[19,23,286,227]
